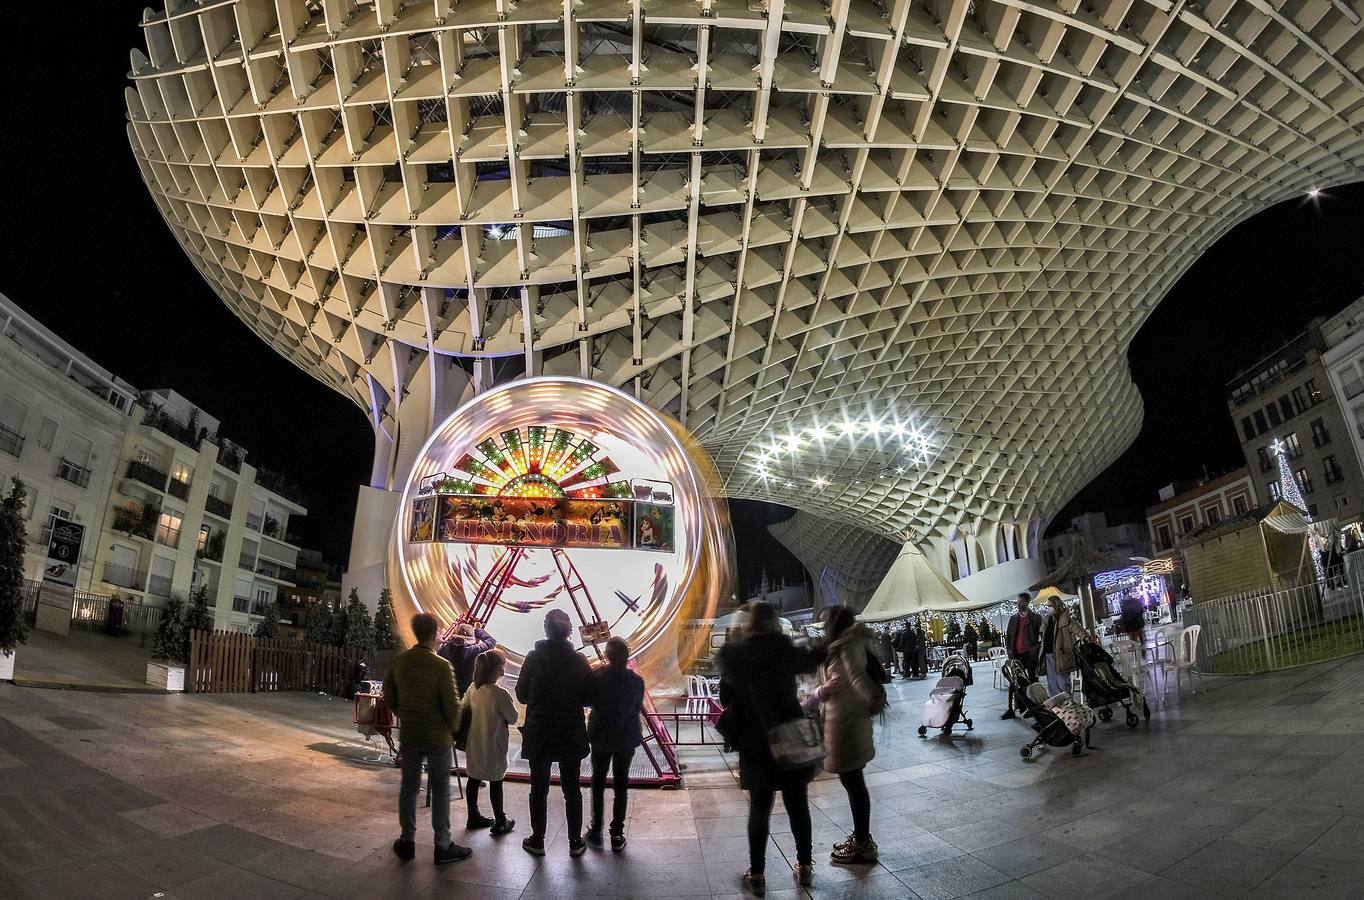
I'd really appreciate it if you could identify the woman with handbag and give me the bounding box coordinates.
[462,650,517,835]
[717,602,826,896]
[813,605,881,865]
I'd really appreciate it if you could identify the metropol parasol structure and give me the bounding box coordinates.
[125,0,1364,613]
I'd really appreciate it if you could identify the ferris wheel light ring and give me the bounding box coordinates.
[389,377,713,670]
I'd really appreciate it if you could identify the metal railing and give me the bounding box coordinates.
[57,457,92,488]
[167,478,190,500]
[21,581,163,635]
[102,562,147,590]
[204,494,233,519]
[255,561,298,583]
[126,459,169,491]
[146,574,173,597]
[233,596,251,612]
[143,408,200,449]
[1186,565,1364,675]
[0,422,23,457]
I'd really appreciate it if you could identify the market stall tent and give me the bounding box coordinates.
[859,544,983,622]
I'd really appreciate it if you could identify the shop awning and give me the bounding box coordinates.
[858,544,985,622]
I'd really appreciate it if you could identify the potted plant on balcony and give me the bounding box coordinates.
[148,594,187,691]
[0,479,29,682]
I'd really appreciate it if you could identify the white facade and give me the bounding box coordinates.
[1320,296,1364,505]
[1145,469,1259,552]
[0,292,138,591]
[91,388,308,632]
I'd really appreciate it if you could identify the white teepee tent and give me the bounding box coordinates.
[858,543,985,622]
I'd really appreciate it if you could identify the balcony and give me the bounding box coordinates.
[245,512,263,530]
[254,467,307,507]
[255,560,298,583]
[167,478,190,500]
[143,408,200,450]
[251,600,269,617]
[0,422,23,458]
[197,530,225,563]
[126,459,169,492]
[56,457,92,488]
[111,503,158,540]
[103,562,146,590]
[238,552,256,570]
[204,494,233,520]
[147,573,173,597]
[217,444,243,473]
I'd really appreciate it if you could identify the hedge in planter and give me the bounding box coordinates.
[152,596,188,665]
[0,479,29,663]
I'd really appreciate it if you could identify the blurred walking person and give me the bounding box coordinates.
[586,636,645,852]
[813,606,882,865]
[517,609,591,858]
[717,602,826,895]
[384,613,472,865]
[463,649,517,836]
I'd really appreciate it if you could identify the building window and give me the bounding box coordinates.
[1254,410,1268,434]
[1291,386,1309,413]
[1296,468,1314,495]
[1256,446,1273,473]
[1205,507,1222,524]
[197,524,211,553]
[1267,404,1282,427]
[1278,396,1295,422]
[1233,495,1248,515]
[1283,433,1302,458]
[1268,481,1282,502]
[41,501,74,547]
[1178,515,1195,534]
[1156,524,1172,549]
[155,508,183,548]
[1306,379,1322,403]
[36,417,57,451]
[171,462,193,486]
[1310,417,1331,447]
[1241,417,1255,441]
[1334,495,1349,510]
[1324,456,1345,485]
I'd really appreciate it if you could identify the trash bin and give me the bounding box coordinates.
[105,598,125,636]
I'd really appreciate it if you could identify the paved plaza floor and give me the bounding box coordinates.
[4,655,1364,899]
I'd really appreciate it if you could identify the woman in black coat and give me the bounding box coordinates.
[585,636,645,852]
[718,602,825,895]
[516,609,591,857]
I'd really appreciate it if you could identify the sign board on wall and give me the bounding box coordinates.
[35,518,84,635]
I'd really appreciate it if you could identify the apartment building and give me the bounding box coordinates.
[1227,324,1363,524]
[0,292,139,590]
[93,388,309,632]
[1320,296,1364,520]
[1145,468,1259,552]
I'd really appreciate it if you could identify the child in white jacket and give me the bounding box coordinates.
[463,650,518,834]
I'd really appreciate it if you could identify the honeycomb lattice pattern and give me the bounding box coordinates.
[126,0,1364,551]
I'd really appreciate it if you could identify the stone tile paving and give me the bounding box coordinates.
[4,654,1364,898]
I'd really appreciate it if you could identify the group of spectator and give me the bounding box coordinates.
[382,611,645,865]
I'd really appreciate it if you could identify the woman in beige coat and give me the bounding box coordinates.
[812,605,881,866]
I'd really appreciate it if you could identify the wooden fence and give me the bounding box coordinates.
[187,630,397,695]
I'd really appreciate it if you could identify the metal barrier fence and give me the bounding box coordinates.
[21,581,163,636]
[1185,573,1364,675]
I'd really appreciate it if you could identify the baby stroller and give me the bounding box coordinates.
[1001,659,1094,759]
[1074,641,1150,728]
[918,653,973,737]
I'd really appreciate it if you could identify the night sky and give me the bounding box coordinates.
[4,3,1362,579]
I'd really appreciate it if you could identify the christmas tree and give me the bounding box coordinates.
[341,588,375,653]
[373,588,397,651]
[183,585,215,664]
[305,596,335,646]
[253,601,281,639]
[1271,437,1326,580]
[0,478,30,656]
[152,595,188,664]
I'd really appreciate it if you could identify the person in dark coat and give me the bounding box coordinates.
[1002,593,1041,719]
[963,622,979,662]
[585,636,644,852]
[718,602,826,895]
[516,609,591,858]
[892,627,909,678]
[907,623,927,678]
[438,622,496,695]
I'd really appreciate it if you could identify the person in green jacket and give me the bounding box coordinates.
[384,612,472,865]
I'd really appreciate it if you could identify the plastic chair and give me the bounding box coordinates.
[685,675,716,716]
[1157,625,1203,700]
[987,646,1008,690]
